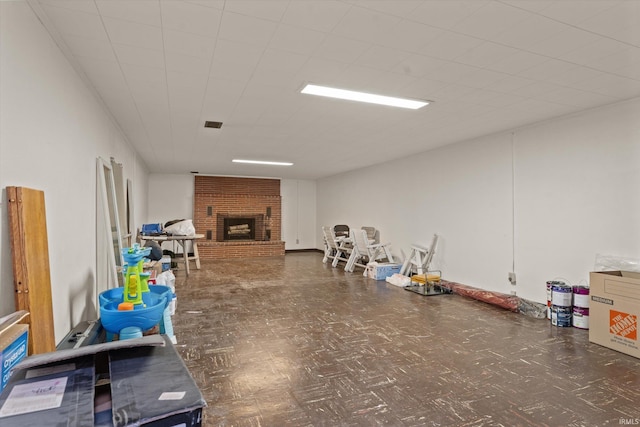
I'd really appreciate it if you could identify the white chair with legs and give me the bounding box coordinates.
[345,229,395,273]
[321,226,337,264]
[330,227,352,268]
[400,234,439,276]
[344,229,368,273]
[361,226,380,244]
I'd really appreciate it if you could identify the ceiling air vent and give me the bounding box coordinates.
[204,121,223,129]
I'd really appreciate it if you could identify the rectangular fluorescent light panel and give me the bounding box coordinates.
[232,159,293,166]
[301,84,429,109]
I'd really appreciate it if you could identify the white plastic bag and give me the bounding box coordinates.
[164,219,196,236]
[155,270,176,315]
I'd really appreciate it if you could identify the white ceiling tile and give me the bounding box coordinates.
[489,14,567,50]
[534,86,620,108]
[210,59,256,82]
[41,5,108,40]
[527,26,601,58]
[510,81,565,98]
[518,59,577,81]
[606,18,640,46]
[256,48,308,75]
[294,57,350,83]
[223,0,289,22]
[166,71,207,106]
[201,78,246,120]
[498,1,556,13]
[39,0,99,14]
[139,106,172,130]
[95,0,161,27]
[456,67,509,89]
[538,1,621,26]
[355,45,411,71]
[229,97,268,124]
[314,35,370,64]
[160,1,222,38]
[454,42,520,68]
[485,50,549,75]
[112,43,164,69]
[347,0,422,17]
[366,69,421,94]
[393,55,448,78]
[562,37,630,68]
[330,64,383,89]
[582,73,640,98]
[62,34,117,62]
[479,91,528,108]
[615,63,640,80]
[544,65,604,88]
[484,75,536,93]
[218,11,279,47]
[429,84,478,102]
[509,98,576,117]
[165,51,211,76]
[410,1,489,29]
[251,58,306,88]
[397,78,449,100]
[121,63,167,98]
[213,39,264,67]
[102,17,163,51]
[32,0,640,179]
[268,24,326,55]
[163,29,216,59]
[451,1,533,40]
[423,61,480,84]
[419,30,483,61]
[242,81,291,102]
[331,6,401,43]
[371,20,442,53]
[281,1,351,33]
[184,1,225,10]
[576,1,638,38]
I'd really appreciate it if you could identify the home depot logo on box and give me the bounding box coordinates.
[610,310,637,341]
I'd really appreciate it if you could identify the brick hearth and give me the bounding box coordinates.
[193,176,285,259]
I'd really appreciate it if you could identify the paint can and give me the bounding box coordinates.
[546,281,553,320]
[551,283,572,307]
[572,306,589,329]
[573,286,590,308]
[546,281,566,319]
[551,305,572,327]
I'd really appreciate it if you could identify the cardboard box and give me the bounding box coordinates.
[160,255,171,272]
[0,311,29,392]
[0,335,206,426]
[367,262,402,280]
[589,271,640,359]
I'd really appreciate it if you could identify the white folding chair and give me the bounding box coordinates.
[345,229,369,272]
[361,226,380,244]
[400,234,439,276]
[322,226,336,264]
[330,227,351,268]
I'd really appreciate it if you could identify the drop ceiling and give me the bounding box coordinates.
[29,0,640,179]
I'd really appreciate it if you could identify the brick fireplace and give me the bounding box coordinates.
[193,176,285,259]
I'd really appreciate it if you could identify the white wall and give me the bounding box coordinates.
[0,2,148,344]
[318,98,640,303]
[147,174,194,225]
[282,179,317,249]
[514,99,640,303]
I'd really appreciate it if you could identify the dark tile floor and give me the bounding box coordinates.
[171,252,640,427]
